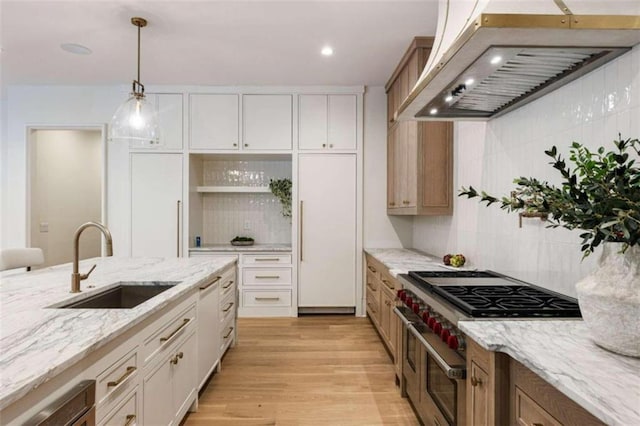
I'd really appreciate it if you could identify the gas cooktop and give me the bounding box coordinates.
[405,270,581,319]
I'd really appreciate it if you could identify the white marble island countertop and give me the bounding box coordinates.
[0,256,236,410]
[461,318,640,425]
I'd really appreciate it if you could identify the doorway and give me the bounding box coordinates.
[27,127,106,268]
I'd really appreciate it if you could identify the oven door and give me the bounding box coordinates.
[394,306,421,403]
[410,323,466,426]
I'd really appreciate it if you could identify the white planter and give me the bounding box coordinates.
[576,243,640,357]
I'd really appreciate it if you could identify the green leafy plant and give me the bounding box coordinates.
[269,178,292,218]
[459,135,640,258]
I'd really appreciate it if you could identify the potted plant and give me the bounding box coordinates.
[460,135,639,357]
[269,178,292,218]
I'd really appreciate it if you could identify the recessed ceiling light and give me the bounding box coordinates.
[430,108,438,115]
[465,78,475,86]
[61,43,92,55]
[321,46,334,56]
[490,55,502,65]
[445,95,453,102]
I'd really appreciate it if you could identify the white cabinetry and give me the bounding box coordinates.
[298,154,356,308]
[242,95,292,150]
[197,274,221,390]
[147,93,183,150]
[190,94,239,150]
[131,153,183,257]
[299,95,357,150]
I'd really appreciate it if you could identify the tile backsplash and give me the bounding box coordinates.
[412,45,639,297]
[200,159,292,245]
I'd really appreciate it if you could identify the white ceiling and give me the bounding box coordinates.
[0,0,439,87]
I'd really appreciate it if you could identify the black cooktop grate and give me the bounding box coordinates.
[432,285,581,318]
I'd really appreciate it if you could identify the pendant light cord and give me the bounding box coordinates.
[137,22,141,84]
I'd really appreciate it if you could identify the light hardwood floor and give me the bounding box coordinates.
[184,316,418,425]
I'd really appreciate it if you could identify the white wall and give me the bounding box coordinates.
[413,45,640,297]
[1,85,130,255]
[363,86,413,248]
[30,130,102,266]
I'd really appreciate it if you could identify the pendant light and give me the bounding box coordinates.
[109,17,160,148]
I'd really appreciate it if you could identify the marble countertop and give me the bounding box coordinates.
[460,320,640,426]
[366,247,639,425]
[0,256,236,410]
[190,243,292,253]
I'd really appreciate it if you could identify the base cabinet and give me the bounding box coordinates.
[197,273,223,390]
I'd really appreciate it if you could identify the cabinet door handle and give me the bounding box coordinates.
[322,143,326,148]
[255,296,280,301]
[470,376,483,387]
[244,143,249,147]
[224,327,234,339]
[160,318,191,344]
[170,355,179,365]
[177,351,184,359]
[367,302,376,313]
[254,258,280,262]
[255,275,280,279]
[124,414,136,426]
[222,280,234,289]
[200,276,221,290]
[233,143,238,147]
[107,366,136,391]
[402,200,410,205]
[176,200,181,257]
[389,202,396,207]
[299,200,304,262]
[223,302,234,312]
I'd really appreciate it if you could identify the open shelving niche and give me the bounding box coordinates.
[188,153,293,250]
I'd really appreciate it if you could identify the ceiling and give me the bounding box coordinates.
[0,0,438,87]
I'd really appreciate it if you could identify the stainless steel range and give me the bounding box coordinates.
[394,270,581,426]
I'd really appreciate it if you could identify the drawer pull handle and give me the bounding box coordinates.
[367,302,376,313]
[255,296,280,301]
[255,275,280,279]
[470,376,483,387]
[200,276,221,290]
[222,280,234,289]
[224,327,234,339]
[366,283,377,292]
[382,279,393,289]
[160,318,191,344]
[223,302,234,312]
[367,266,377,273]
[107,366,136,390]
[254,258,280,262]
[124,414,136,426]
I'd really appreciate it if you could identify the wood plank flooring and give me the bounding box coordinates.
[184,316,418,425]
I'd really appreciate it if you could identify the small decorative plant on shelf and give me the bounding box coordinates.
[269,178,292,218]
[459,135,640,357]
[459,135,639,258]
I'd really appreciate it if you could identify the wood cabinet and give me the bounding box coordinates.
[190,94,239,150]
[148,93,184,150]
[365,254,401,380]
[386,37,453,216]
[298,154,356,308]
[130,153,183,257]
[242,94,292,150]
[299,94,357,150]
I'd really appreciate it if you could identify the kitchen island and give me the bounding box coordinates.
[365,248,640,426]
[0,256,236,423]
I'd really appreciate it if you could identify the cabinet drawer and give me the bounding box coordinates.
[515,387,562,426]
[99,388,137,426]
[219,292,236,323]
[366,271,380,303]
[220,317,236,353]
[143,305,196,365]
[242,254,291,265]
[243,268,292,285]
[379,271,397,291]
[366,292,380,323]
[220,273,236,300]
[96,349,138,408]
[243,290,292,307]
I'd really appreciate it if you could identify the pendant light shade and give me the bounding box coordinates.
[109,17,161,148]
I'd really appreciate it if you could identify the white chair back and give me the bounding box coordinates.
[0,248,45,272]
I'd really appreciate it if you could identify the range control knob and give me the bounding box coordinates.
[421,311,430,323]
[412,303,421,314]
[427,316,437,329]
[405,296,413,307]
[397,290,406,301]
[433,322,443,335]
[447,335,465,351]
[440,328,451,342]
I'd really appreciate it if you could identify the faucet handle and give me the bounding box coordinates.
[81,264,97,280]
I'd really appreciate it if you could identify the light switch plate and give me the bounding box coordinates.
[39,222,49,233]
[243,220,251,230]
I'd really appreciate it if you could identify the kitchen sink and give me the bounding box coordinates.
[57,281,180,309]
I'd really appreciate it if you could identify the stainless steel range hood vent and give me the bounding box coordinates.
[398,4,640,121]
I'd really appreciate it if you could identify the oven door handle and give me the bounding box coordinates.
[393,306,414,327]
[408,323,466,380]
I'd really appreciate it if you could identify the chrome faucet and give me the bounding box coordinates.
[71,222,114,293]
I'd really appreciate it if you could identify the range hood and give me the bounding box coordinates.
[397,0,640,121]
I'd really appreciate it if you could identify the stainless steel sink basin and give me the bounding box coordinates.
[57,281,180,309]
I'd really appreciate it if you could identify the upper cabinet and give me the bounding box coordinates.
[299,94,357,150]
[190,94,239,150]
[148,93,184,150]
[242,94,292,150]
[386,37,453,216]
